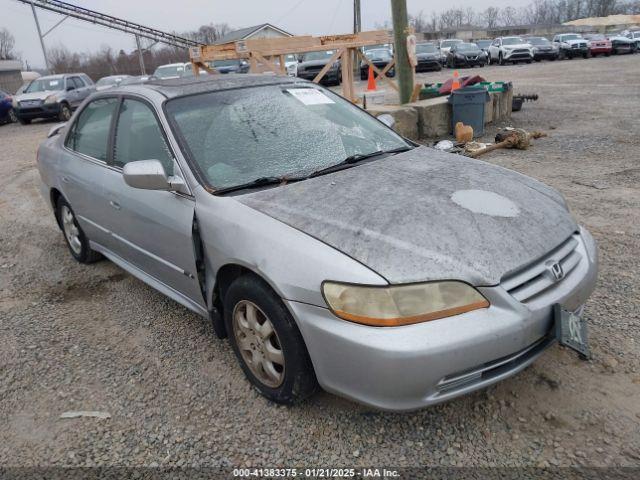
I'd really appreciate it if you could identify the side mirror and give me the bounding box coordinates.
[123,159,188,194]
[377,113,396,129]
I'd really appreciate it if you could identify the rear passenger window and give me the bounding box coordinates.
[72,77,84,88]
[113,99,173,174]
[65,98,118,161]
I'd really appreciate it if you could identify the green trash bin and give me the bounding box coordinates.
[448,86,491,137]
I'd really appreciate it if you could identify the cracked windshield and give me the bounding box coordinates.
[165,85,409,189]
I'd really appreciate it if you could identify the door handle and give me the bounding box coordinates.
[62,176,70,183]
[109,200,121,210]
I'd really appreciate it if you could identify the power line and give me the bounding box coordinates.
[275,0,307,24]
[13,0,201,48]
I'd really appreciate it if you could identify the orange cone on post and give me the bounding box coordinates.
[451,70,461,91]
[366,65,377,91]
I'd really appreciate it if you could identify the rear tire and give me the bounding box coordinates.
[224,275,318,405]
[56,197,102,263]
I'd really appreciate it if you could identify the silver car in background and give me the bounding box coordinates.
[36,75,598,411]
[13,73,95,124]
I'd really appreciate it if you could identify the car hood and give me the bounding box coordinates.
[16,90,60,102]
[238,147,577,286]
[298,59,334,69]
[562,39,586,45]
[456,49,483,56]
[504,43,531,49]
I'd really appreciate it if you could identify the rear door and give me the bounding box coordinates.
[99,96,205,308]
[60,96,120,250]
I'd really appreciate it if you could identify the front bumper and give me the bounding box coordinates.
[297,69,340,83]
[563,47,589,57]
[452,56,486,67]
[288,228,598,411]
[533,51,559,60]
[15,103,61,120]
[415,59,441,71]
[504,50,533,61]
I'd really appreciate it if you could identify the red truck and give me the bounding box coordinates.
[583,34,612,56]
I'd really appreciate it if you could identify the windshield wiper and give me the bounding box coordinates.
[214,175,306,195]
[307,146,413,178]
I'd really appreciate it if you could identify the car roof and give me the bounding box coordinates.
[121,74,304,99]
[156,63,188,68]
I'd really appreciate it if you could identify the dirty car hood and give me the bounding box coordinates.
[238,147,577,286]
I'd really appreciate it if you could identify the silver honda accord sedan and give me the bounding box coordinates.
[36,74,598,411]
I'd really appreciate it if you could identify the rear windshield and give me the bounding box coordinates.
[416,43,437,53]
[154,65,185,78]
[456,43,478,51]
[25,78,64,93]
[441,40,461,48]
[527,37,550,45]
[502,37,524,45]
[302,51,335,61]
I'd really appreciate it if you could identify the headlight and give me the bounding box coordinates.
[44,95,57,104]
[322,281,489,327]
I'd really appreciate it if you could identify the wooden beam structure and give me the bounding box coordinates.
[189,30,397,102]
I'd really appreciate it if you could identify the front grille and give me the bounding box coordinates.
[501,235,582,303]
[512,49,529,54]
[437,335,554,395]
[465,55,478,60]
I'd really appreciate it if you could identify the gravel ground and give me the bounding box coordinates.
[0,54,639,471]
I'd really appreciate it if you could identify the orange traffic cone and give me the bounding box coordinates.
[451,70,461,91]
[366,66,377,91]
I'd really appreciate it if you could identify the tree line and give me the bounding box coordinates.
[404,0,639,32]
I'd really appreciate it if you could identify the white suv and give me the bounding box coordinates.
[488,37,533,65]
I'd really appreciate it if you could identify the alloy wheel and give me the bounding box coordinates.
[8,109,17,123]
[60,105,71,121]
[232,300,285,388]
[61,205,82,255]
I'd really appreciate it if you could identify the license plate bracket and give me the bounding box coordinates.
[554,304,590,359]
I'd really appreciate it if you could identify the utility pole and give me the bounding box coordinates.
[390,0,414,104]
[30,0,50,72]
[135,34,146,75]
[353,0,361,34]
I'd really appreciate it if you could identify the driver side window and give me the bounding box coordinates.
[112,99,174,174]
[65,97,119,161]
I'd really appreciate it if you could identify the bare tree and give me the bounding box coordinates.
[482,7,501,28]
[409,10,428,32]
[0,28,17,60]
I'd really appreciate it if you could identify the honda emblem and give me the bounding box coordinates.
[549,262,564,281]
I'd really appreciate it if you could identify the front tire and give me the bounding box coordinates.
[8,109,17,123]
[56,197,102,263]
[58,103,72,122]
[498,53,505,65]
[224,275,317,405]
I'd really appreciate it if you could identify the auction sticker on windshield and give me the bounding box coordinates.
[287,88,334,105]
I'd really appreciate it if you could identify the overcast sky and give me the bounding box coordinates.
[1,0,530,69]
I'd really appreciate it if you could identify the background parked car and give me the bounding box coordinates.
[623,30,640,50]
[13,73,95,124]
[360,48,395,80]
[583,34,612,57]
[473,39,493,63]
[96,75,131,91]
[0,89,17,124]
[153,63,188,79]
[607,34,636,54]
[553,33,589,59]
[446,42,487,68]
[438,39,463,64]
[119,75,153,86]
[296,50,341,86]
[415,42,442,72]
[526,36,559,61]
[488,37,533,65]
[212,59,250,74]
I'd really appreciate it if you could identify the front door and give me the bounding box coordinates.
[101,97,205,309]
